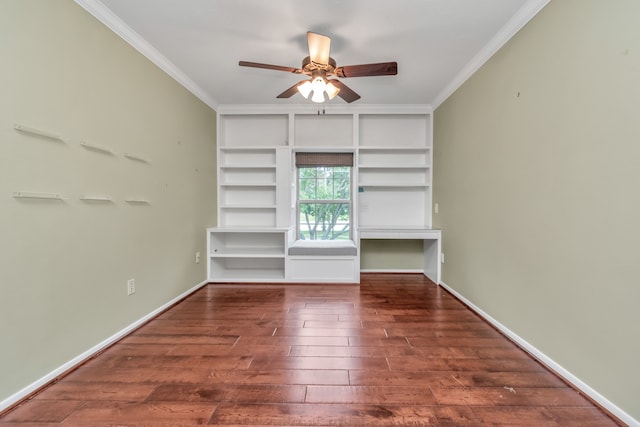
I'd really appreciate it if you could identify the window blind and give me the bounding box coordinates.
[295,152,354,167]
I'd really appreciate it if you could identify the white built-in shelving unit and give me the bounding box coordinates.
[207,228,293,282]
[357,113,432,229]
[209,106,439,284]
[218,148,278,228]
[217,114,288,229]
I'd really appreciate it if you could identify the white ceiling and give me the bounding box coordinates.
[77,0,549,109]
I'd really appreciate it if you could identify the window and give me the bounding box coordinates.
[296,152,353,241]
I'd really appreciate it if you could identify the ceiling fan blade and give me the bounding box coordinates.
[335,62,398,78]
[330,80,361,103]
[276,80,308,99]
[239,61,301,73]
[307,31,331,66]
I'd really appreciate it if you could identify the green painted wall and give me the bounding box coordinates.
[433,0,640,420]
[0,0,216,403]
[360,240,424,271]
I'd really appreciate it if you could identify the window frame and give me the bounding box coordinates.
[295,163,353,241]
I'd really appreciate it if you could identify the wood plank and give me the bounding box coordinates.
[208,402,440,426]
[61,401,214,424]
[347,336,413,347]
[248,356,390,371]
[33,382,156,401]
[0,400,82,423]
[305,385,437,405]
[431,386,593,407]
[303,320,363,329]
[347,370,569,389]
[289,345,423,358]
[121,334,239,345]
[147,384,306,403]
[274,327,385,337]
[202,369,350,386]
[388,356,548,373]
[63,366,226,384]
[236,336,349,347]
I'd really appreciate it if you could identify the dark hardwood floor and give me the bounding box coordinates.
[0,274,620,426]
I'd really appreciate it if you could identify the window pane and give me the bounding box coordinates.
[299,178,316,200]
[299,166,350,201]
[298,203,350,240]
[299,168,318,179]
[332,168,350,200]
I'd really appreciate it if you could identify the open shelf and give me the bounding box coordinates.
[208,257,286,281]
[219,183,277,187]
[219,148,277,168]
[358,148,429,168]
[207,228,289,282]
[358,187,429,229]
[358,167,430,187]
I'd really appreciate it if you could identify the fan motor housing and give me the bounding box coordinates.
[302,56,337,75]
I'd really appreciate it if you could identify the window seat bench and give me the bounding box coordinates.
[288,240,357,256]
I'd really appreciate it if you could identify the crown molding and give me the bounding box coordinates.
[432,0,551,109]
[74,0,219,110]
[216,104,433,115]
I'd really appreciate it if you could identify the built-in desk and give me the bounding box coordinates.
[359,228,441,285]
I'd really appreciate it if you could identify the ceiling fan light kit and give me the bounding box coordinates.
[296,71,341,103]
[239,31,397,103]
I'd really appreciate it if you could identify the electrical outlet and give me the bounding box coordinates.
[195,251,201,264]
[434,203,439,214]
[127,279,135,295]
[441,252,445,264]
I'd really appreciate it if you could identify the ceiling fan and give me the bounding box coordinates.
[239,31,397,103]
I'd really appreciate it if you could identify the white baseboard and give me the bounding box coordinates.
[439,281,638,427]
[0,279,209,413]
[360,269,424,274]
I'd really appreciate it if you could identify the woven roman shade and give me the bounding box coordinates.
[295,152,353,167]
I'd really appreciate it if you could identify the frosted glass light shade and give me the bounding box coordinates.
[297,81,313,98]
[311,76,326,94]
[311,90,325,103]
[325,81,340,100]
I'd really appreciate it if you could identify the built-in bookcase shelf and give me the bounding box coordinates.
[294,114,354,147]
[218,113,289,229]
[219,148,277,166]
[358,166,430,187]
[357,114,433,229]
[358,147,429,163]
[207,228,291,282]
[218,147,279,228]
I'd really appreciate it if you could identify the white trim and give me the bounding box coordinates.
[217,104,433,115]
[73,0,218,110]
[432,0,551,108]
[0,280,209,413]
[439,281,639,427]
[360,269,424,274]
